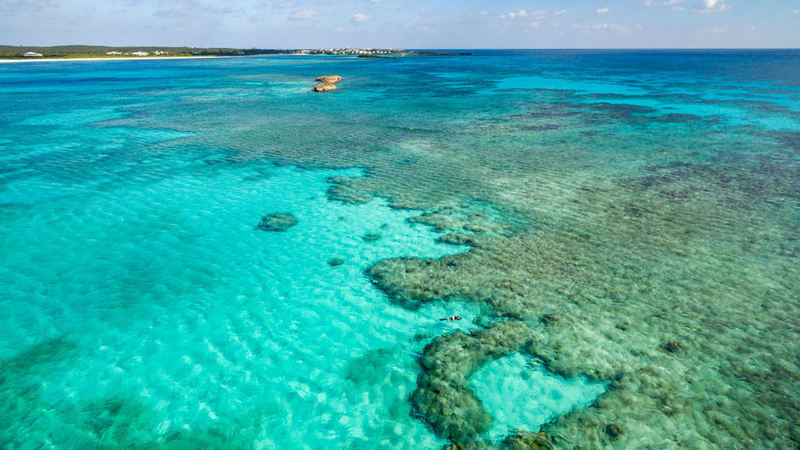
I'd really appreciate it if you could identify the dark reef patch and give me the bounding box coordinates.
[362,232,382,242]
[500,431,554,449]
[327,175,373,204]
[256,213,298,232]
[604,423,623,439]
[521,124,562,132]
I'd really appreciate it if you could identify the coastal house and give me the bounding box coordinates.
[22,52,43,57]
[131,51,149,56]
[106,51,122,55]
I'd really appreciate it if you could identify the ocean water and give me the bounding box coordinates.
[1,50,799,448]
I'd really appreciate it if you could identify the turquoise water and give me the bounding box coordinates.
[1,51,799,447]
[0,86,471,446]
[470,353,608,441]
[0,148,473,447]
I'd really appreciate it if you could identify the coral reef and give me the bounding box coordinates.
[255,213,298,232]
[327,176,373,204]
[113,57,800,447]
[413,320,534,446]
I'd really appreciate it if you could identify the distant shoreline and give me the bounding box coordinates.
[0,46,474,63]
[0,55,233,64]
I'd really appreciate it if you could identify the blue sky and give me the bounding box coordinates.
[1,0,799,48]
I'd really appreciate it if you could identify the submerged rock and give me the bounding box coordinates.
[362,233,382,242]
[540,314,560,325]
[256,213,298,232]
[664,341,682,353]
[502,431,554,449]
[604,423,623,439]
[328,258,344,267]
[438,233,479,247]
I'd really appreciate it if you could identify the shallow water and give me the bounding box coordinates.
[0,88,469,446]
[1,50,799,447]
[470,353,608,441]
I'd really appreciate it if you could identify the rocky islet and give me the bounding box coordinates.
[313,74,343,92]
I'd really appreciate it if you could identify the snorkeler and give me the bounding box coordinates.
[440,315,462,321]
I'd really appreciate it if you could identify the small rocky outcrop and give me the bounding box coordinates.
[314,83,337,92]
[313,75,343,92]
[256,213,298,232]
[328,258,344,267]
[316,75,343,84]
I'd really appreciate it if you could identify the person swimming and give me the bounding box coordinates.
[440,315,462,321]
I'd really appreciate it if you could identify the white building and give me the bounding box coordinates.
[23,52,43,57]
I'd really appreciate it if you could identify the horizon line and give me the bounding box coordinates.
[2,44,800,51]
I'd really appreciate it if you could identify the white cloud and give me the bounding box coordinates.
[697,0,729,12]
[644,0,684,5]
[597,7,610,14]
[352,12,371,22]
[289,8,317,20]
[574,22,644,32]
[501,9,529,19]
[530,21,541,28]
[553,9,568,16]
[793,9,800,14]
[644,0,686,11]
[532,9,547,19]
[594,23,623,30]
